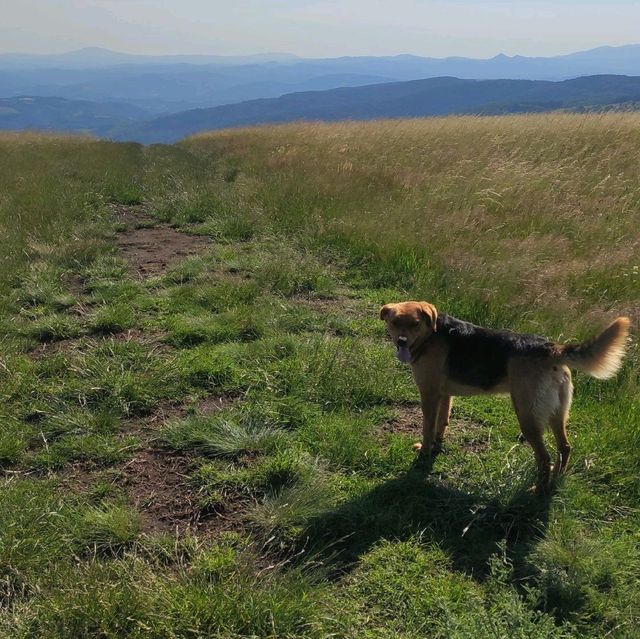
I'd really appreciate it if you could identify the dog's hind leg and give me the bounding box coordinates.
[517,414,552,494]
[549,367,573,475]
[510,369,553,494]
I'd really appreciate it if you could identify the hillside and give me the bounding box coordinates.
[123,74,640,143]
[0,115,638,637]
[0,65,394,116]
[2,43,640,116]
[0,95,148,134]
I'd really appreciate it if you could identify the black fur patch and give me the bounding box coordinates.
[437,314,556,389]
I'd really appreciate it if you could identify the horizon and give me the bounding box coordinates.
[3,41,640,62]
[4,1,640,59]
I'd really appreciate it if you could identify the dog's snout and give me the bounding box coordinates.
[397,336,408,347]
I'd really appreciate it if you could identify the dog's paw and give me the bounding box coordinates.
[528,481,552,497]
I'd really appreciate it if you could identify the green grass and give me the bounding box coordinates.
[0,117,638,637]
[77,503,143,554]
[161,412,285,458]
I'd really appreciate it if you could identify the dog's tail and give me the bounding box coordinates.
[558,317,630,379]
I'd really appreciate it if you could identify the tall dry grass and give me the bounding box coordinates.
[186,112,640,336]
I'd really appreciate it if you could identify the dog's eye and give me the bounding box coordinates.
[395,318,418,330]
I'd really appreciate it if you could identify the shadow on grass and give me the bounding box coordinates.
[303,459,552,583]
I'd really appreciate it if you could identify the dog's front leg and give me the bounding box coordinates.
[414,392,441,457]
[435,395,452,450]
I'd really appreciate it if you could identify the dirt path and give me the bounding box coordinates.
[121,449,208,535]
[112,203,229,535]
[112,204,210,278]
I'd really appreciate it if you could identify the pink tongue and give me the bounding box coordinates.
[396,345,412,363]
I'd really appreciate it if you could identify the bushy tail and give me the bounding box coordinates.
[560,317,630,379]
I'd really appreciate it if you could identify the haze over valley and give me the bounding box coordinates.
[2,44,640,142]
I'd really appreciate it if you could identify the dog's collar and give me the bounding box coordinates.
[410,334,433,364]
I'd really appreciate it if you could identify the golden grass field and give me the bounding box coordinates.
[187,112,640,334]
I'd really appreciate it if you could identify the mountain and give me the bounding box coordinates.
[0,67,394,115]
[0,96,149,135]
[1,45,640,115]
[290,45,640,81]
[0,47,299,69]
[121,75,640,144]
[3,75,640,141]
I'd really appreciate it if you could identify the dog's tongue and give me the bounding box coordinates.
[396,345,412,363]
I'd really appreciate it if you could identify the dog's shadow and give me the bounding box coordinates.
[302,459,553,582]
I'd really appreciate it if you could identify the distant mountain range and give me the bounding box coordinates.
[1,44,640,115]
[2,45,640,143]
[119,74,640,143]
[4,75,640,144]
[0,47,299,69]
[0,66,396,115]
[0,96,147,135]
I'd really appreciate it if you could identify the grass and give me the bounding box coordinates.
[185,113,640,336]
[0,115,639,637]
[161,413,285,457]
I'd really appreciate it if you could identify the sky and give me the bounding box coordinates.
[2,0,640,59]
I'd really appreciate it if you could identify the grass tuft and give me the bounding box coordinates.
[162,413,284,458]
[89,304,136,335]
[78,504,143,554]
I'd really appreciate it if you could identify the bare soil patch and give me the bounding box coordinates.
[30,337,79,359]
[196,394,239,416]
[380,405,422,437]
[448,416,491,454]
[379,407,490,453]
[120,449,203,535]
[65,273,88,297]
[120,400,187,442]
[55,462,110,493]
[117,392,247,536]
[458,434,490,454]
[113,204,210,278]
[53,449,236,537]
[120,442,248,537]
[292,293,368,318]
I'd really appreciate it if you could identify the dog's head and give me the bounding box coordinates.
[379,301,438,363]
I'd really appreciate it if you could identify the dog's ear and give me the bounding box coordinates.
[380,304,394,321]
[418,302,438,331]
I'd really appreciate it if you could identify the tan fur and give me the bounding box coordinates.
[381,301,630,494]
[559,317,630,379]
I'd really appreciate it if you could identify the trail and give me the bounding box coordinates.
[112,203,235,535]
[112,203,210,278]
[51,203,235,537]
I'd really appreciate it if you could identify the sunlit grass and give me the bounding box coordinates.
[1,116,639,637]
[186,112,640,335]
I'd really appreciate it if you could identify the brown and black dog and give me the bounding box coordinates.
[380,301,630,493]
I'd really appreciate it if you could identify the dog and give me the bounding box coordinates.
[380,301,630,493]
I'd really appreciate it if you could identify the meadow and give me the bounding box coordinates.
[0,113,638,638]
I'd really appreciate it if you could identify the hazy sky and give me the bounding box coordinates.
[2,0,640,58]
